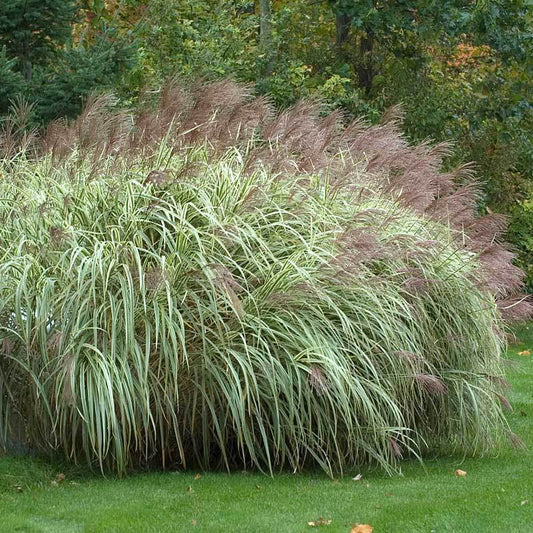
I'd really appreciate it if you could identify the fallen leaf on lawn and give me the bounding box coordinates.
[350,524,373,533]
[194,474,202,480]
[191,519,197,526]
[517,350,530,356]
[352,474,362,481]
[308,518,332,526]
[455,469,467,477]
[521,500,528,506]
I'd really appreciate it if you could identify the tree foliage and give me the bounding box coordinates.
[0,47,24,114]
[0,0,78,80]
[0,0,133,123]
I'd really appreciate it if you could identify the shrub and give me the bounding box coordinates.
[508,199,533,293]
[0,81,528,475]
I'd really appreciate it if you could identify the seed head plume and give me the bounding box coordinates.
[414,373,448,396]
[25,79,529,324]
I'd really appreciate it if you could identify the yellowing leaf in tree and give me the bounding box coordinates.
[517,350,531,356]
[351,524,373,533]
[455,469,467,477]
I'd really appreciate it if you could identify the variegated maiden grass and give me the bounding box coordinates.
[0,142,515,476]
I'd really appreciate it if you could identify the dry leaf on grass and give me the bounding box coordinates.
[455,469,467,477]
[351,524,373,533]
[352,474,363,481]
[308,518,332,527]
[517,350,531,356]
[194,473,202,480]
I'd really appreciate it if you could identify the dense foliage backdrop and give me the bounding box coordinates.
[0,0,532,286]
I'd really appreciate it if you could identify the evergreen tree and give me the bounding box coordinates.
[0,47,24,114]
[0,0,79,81]
[31,26,134,123]
[0,1,133,124]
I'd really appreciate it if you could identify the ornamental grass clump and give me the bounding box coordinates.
[0,80,529,475]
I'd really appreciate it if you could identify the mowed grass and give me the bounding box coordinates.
[1,325,532,533]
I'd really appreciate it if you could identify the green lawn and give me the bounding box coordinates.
[1,326,532,533]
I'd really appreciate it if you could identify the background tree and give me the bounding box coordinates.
[329,0,531,93]
[0,48,24,114]
[0,0,78,81]
[0,0,133,123]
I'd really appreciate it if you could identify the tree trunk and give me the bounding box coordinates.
[357,28,374,95]
[335,12,351,48]
[18,38,32,82]
[22,58,32,82]
[258,0,273,74]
